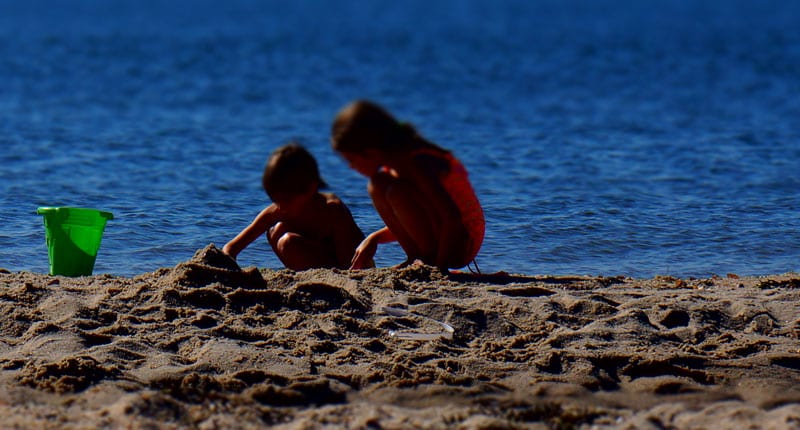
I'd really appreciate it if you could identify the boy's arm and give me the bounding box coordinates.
[222,206,276,260]
[350,227,395,269]
[330,202,370,269]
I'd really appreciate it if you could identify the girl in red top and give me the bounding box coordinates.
[332,100,485,271]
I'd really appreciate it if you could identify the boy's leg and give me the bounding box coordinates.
[268,222,337,270]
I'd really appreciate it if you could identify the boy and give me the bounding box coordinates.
[223,143,366,270]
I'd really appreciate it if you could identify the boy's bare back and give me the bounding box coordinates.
[274,192,363,260]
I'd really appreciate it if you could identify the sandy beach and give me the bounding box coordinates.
[1,245,799,429]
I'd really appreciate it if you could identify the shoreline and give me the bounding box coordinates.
[1,245,799,428]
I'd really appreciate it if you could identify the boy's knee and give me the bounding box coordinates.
[276,233,293,251]
[274,231,302,255]
[268,222,289,245]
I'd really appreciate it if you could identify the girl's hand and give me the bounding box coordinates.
[350,235,378,269]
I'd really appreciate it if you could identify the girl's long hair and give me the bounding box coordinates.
[332,100,446,154]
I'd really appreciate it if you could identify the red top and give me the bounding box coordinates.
[410,148,485,263]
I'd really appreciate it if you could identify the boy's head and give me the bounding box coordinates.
[262,143,326,202]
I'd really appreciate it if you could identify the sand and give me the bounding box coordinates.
[1,245,799,429]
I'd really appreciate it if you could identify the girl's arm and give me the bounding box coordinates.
[350,226,396,269]
[222,206,276,260]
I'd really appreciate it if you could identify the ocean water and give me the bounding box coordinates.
[1,0,798,278]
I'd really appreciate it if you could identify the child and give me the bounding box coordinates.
[223,143,366,271]
[331,100,485,271]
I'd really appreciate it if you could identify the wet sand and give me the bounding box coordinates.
[1,245,799,429]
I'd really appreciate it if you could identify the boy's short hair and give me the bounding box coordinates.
[262,143,327,201]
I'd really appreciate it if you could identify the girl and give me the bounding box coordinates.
[332,100,484,271]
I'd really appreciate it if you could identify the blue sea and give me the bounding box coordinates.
[1,0,798,278]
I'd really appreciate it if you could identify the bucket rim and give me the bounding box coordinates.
[36,206,114,220]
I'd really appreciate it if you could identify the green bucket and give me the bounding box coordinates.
[36,207,113,276]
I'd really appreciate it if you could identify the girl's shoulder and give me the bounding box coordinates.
[405,145,454,173]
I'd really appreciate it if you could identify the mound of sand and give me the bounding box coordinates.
[1,245,799,428]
